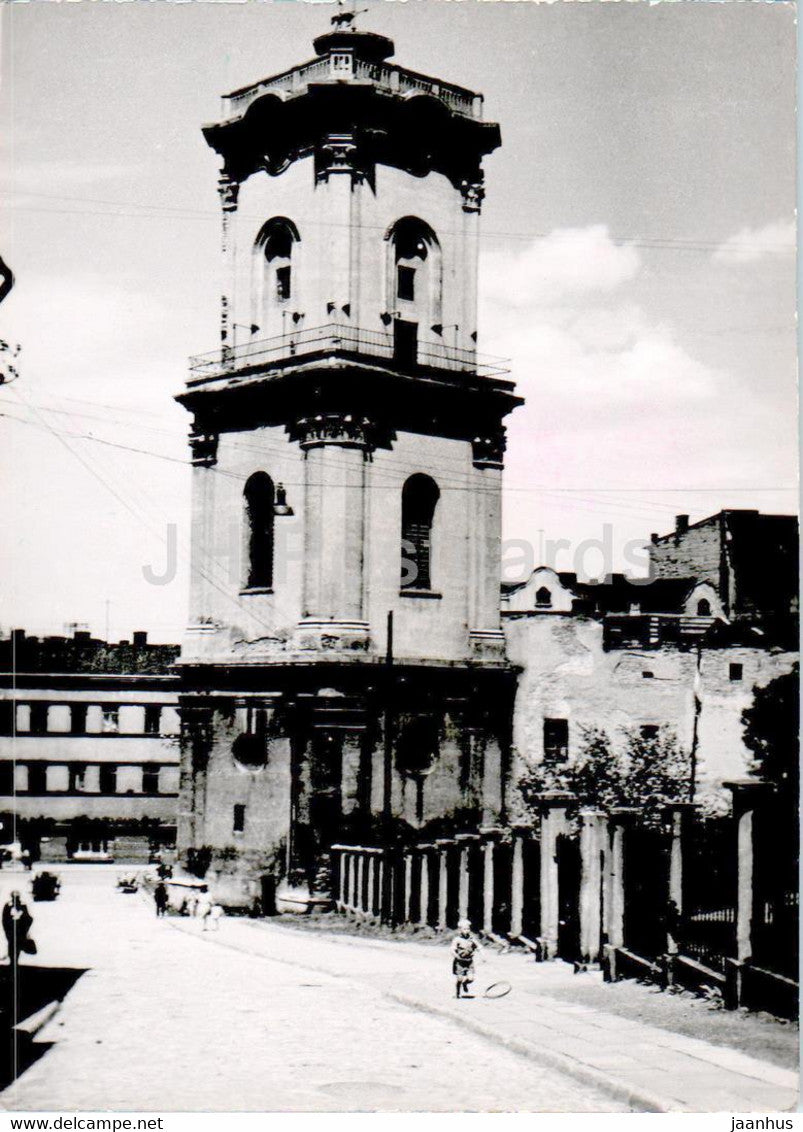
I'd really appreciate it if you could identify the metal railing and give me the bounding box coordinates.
[188,323,509,382]
[223,55,480,120]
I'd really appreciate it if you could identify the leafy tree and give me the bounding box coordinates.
[742,663,799,806]
[519,724,691,822]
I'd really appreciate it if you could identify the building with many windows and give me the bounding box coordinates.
[0,629,181,862]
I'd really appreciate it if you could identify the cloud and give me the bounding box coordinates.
[482,225,641,309]
[713,219,795,264]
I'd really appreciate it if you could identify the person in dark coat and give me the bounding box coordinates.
[2,891,33,963]
[154,881,169,918]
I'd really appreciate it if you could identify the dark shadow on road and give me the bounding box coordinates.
[0,964,88,1087]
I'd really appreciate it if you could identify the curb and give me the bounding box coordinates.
[386,990,683,1114]
[14,998,61,1039]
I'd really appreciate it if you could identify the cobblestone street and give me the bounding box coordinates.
[0,868,625,1112]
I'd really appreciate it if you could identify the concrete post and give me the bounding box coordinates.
[366,854,376,919]
[418,845,431,928]
[725,781,773,963]
[509,823,530,939]
[356,852,365,915]
[403,852,413,924]
[579,809,605,965]
[536,792,573,959]
[455,834,478,926]
[480,827,501,936]
[606,809,638,951]
[436,839,451,931]
[662,803,697,956]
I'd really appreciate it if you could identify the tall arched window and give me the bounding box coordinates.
[243,472,275,590]
[254,218,300,331]
[697,598,711,617]
[535,586,552,608]
[385,217,442,325]
[401,474,439,591]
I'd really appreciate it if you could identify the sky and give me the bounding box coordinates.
[0,0,797,642]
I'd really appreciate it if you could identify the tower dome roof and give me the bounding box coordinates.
[312,28,395,62]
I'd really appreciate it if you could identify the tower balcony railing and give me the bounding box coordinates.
[187,323,510,384]
[223,55,481,121]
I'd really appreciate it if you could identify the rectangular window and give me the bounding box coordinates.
[0,763,13,795]
[70,703,88,735]
[543,717,569,761]
[15,704,30,733]
[275,265,291,301]
[642,670,654,679]
[0,702,13,735]
[233,804,246,834]
[99,764,118,794]
[729,663,743,682]
[101,708,119,734]
[144,706,162,735]
[70,764,86,792]
[397,265,416,301]
[640,724,660,741]
[143,765,160,794]
[47,705,71,733]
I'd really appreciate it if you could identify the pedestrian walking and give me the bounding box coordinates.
[154,881,168,918]
[2,890,34,964]
[451,918,482,999]
[207,903,223,931]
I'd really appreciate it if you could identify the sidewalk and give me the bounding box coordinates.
[175,916,799,1114]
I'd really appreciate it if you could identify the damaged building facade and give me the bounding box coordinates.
[176,20,799,910]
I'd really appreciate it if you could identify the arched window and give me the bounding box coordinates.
[243,472,275,590]
[385,217,442,324]
[400,474,440,591]
[535,586,552,608]
[254,218,300,330]
[697,598,711,617]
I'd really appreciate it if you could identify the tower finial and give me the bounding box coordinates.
[331,0,368,30]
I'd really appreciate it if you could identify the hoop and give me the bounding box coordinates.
[483,981,512,999]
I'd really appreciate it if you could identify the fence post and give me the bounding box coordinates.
[403,850,413,924]
[366,852,377,920]
[436,839,452,931]
[480,827,502,935]
[723,780,773,1007]
[579,809,605,966]
[509,823,530,940]
[662,802,697,978]
[604,808,637,978]
[418,844,432,927]
[535,792,573,960]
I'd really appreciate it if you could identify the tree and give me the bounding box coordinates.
[742,663,799,806]
[519,725,691,822]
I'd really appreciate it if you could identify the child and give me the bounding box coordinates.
[451,918,482,998]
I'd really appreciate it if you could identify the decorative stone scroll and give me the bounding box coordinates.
[471,429,506,469]
[189,429,219,467]
[291,413,378,452]
[461,179,485,214]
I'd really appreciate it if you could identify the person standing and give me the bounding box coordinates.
[2,891,33,963]
[153,881,168,918]
[451,919,482,999]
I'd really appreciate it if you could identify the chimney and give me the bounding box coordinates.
[675,514,689,536]
[11,628,25,645]
[650,532,659,545]
[132,631,148,648]
[73,630,91,644]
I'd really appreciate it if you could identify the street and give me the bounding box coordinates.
[0,867,624,1112]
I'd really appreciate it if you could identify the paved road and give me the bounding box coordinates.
[1,867,624,1112]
